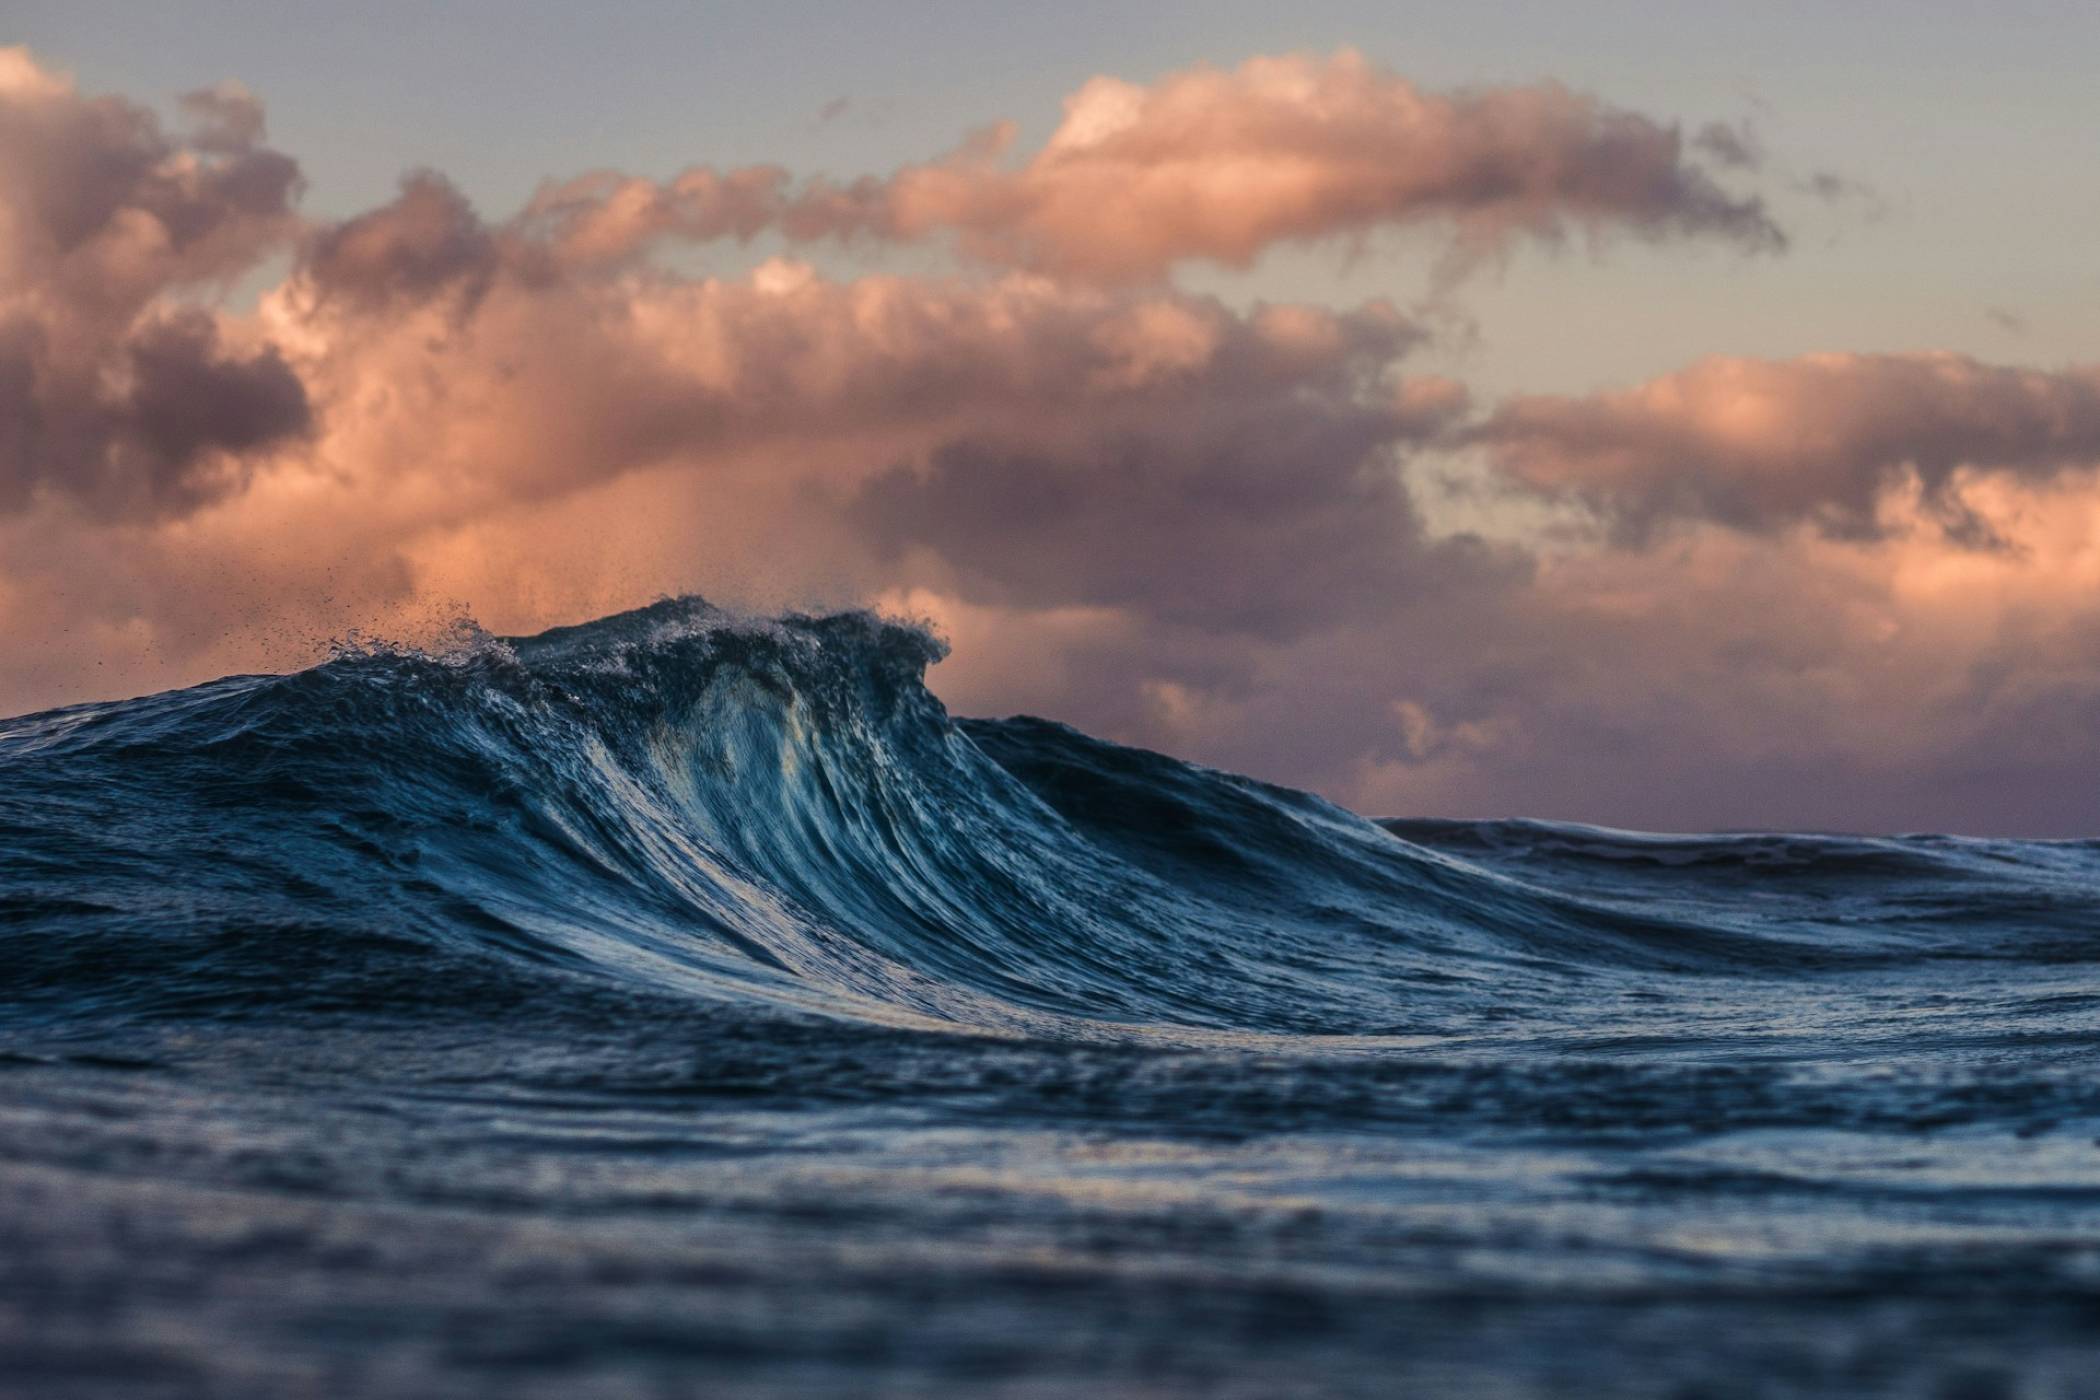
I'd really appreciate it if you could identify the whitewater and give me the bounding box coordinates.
[3,598,2098,1398]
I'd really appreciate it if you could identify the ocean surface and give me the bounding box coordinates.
[3,598,2099,1399]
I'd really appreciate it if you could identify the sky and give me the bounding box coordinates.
[2,2,2098,834]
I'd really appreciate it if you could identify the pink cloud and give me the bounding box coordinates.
[510,50,1782,282]
[6,48,2100,835]
[0,47,307,518]
[855,50,1783,280]
[301,170,500,311]
[517,165,790,268]
[1477,352,2100,539]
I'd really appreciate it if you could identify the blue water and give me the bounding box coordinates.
[3,598,2099,1398]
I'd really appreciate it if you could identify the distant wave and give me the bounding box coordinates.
[4,598,2098,1042]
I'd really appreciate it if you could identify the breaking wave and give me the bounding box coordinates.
[6,597,2096,1044]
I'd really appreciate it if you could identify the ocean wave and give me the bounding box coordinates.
[4,598,2098,1042]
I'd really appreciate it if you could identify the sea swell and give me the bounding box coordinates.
[7,597,2100,1041]
[6,598,2100,1398]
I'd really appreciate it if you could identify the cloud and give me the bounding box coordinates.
[0,47,299,311]
[8,47,2100,835]
[0,48,307,518]
[513,49,1783,282]
[1475,352,2100,539]
[516,164,788,269]
[1800,170,1864,202]
[1692,118,1883,221]
[178,79,267,153]
[1692,119,1761,170]
[855,51,1783,279]
[851,368,1488,639]
[0,307,309,518]
[274,165,1462,532]
[908,459,2100,836]
[300,170,503,310]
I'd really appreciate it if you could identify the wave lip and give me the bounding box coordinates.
[4,597,2097,1042]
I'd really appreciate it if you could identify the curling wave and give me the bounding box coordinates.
[3,598,2097,1042]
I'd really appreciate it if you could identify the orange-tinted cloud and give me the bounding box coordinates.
[518,164,790,268]
[302,170,501,311]
[0,47,307,517]
[0,43,1478,708]
[7,47,2100,836]
[851,371,1486,639]
[177,78,267,154]
[517,50,1782,282]
[1478,352,2100,539]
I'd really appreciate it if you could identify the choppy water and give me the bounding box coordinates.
[3,598,2098,1398]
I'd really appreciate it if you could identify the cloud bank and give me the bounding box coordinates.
[3,46,2097,835]
[1478,352,2100,539]
[0,47,307,517]
[520,50,1782,281]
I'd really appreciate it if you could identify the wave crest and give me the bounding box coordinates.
[4,597,2097,1040]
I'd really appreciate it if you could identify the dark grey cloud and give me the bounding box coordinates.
[0,308,309,519]
[854,391,1504,641]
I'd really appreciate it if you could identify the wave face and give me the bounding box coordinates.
[4,598,2100,1399]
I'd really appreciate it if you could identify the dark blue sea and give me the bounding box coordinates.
[4,599,2098,1398]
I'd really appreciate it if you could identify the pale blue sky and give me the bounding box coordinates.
[11,0,2099,396]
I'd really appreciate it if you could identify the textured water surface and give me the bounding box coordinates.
[3,599,2098,1398]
